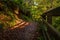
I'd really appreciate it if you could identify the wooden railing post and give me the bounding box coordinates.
[47,13,52,24]
[42,18,60,40]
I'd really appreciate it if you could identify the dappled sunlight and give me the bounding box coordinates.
[10,20,30,30]
[19,22,29,28]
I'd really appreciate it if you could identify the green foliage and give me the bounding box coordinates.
[0,1,60,40]
[6,0,60,22]
[52,17,60,32]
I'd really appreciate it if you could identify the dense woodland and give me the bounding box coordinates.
[0,0,60,40]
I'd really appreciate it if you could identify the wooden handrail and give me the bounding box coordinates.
[41,18,60,39]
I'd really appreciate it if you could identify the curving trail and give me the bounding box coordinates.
[0,20,38,40]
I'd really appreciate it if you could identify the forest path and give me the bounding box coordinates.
[1,19,38,40]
